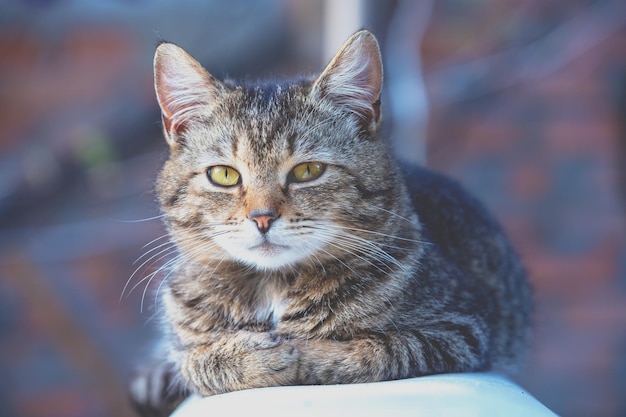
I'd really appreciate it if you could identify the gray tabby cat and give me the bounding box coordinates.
[129,30,532,416]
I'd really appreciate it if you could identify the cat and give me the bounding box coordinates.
[129,30,532,417]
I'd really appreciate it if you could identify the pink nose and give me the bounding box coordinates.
[249,211,277,234]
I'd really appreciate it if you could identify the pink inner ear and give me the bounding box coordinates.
[314,32,383,124]
[155,69,204,137]
[153,44,221,142]
[156,76,198,137]
[160,112,187,138]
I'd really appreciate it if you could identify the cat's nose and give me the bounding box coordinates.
[249,210,278,234]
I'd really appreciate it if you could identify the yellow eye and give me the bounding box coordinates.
[291,162,325,182]
[208,165,241,187]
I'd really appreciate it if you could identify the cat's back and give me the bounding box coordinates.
[401,163,518,277]
[401,163,532,370]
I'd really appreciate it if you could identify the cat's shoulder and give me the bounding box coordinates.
[399,162,476,205]
[399,162,501,232]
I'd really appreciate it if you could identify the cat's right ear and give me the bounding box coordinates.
[153,43,225,147]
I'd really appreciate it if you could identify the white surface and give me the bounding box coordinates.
[171,373,557,417]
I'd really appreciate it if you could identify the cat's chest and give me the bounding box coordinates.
[255,291,288,327]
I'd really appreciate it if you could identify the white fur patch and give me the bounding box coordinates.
[254,286,287,325]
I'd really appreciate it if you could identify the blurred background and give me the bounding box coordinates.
[1,0,625,416]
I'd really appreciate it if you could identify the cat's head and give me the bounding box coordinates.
[154,31,411,271]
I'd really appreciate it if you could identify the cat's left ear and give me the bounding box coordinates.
[311,30,383,129]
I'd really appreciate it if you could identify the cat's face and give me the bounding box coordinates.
[155,32,402,271]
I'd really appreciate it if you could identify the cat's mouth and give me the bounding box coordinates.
[249,241,289,257]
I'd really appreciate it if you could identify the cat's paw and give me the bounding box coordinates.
[183,331,300,395]
[241,331,301,374]
[128,361,187,417]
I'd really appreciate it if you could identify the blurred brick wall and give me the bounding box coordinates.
[423,2,626,415]
[1,1,625,416]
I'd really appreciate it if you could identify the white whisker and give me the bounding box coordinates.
[321,223,425,245]
[369,206,418,225]
[141,235,227,313]
[121,243,176,301]
[115,214,166,223]
[122,221,233,312]
[305,222,419,277]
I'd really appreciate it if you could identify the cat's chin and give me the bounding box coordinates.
[237,242,302,270]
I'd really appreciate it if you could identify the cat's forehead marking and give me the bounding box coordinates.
[233,85,300,159]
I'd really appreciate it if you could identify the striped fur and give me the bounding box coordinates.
[129,31,532,416]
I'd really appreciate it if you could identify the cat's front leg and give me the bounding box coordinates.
[293,326,488,384]
[180,330,301,396]
[128,360,188,417]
